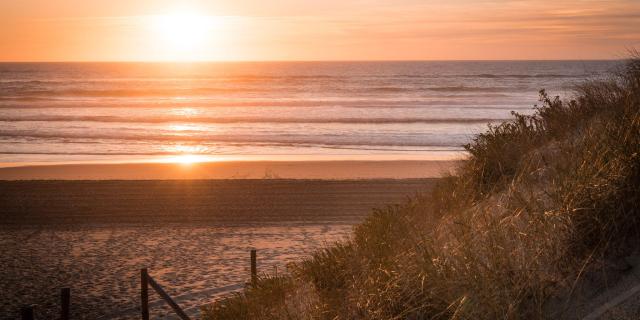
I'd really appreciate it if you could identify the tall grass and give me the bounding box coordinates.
[203,56,640,319]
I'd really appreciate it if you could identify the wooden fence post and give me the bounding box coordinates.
[20,305,34,320]
[147,276,191,320]
[251,249,257,286]
[61,288,70,320]
[141,268,149,320]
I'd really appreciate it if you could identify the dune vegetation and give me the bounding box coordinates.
[202,56,640,319]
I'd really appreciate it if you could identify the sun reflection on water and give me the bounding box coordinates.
[170,107,200,116]
[159,145,212,165]
[168,154,209,164]
[167,124,200,132]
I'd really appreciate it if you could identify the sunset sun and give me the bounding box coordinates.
[150,12,219,59]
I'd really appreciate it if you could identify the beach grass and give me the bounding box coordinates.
[202,55,640,319]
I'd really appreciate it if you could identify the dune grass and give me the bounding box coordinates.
[202,56,640,319]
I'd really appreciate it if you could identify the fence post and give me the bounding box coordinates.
[251,249,257,286]
[141,268,149,320]
[61,288,70,320]
[147,276,191,320]
[20,305,34,320]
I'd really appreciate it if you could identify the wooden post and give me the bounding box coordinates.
[60,288,70,320]
[20,305,34,320]
[141,268,149,320]
[147,276,191,320]
[250,249,257,286]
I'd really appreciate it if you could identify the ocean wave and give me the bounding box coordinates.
[367,85,523,93]
[472,74,579,79]
[0,115,507,124]
[0,94,531,108]
[424,86,519,92]
[0,74,578,88]
[0,130,468,148]
[390,73,581,79]
[0,87,268,98]
[0,86,523,98]
[0,145,463,155]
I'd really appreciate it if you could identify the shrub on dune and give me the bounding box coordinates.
[202,55,640,320]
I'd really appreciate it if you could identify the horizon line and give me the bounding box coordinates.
[0,58,624,63]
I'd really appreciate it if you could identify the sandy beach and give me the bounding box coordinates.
[0,160,458,180]
[0,179,436,319]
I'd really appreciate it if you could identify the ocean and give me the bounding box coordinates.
[0,61,620,166]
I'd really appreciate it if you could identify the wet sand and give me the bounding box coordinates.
[0,160,458,180]
[0,179,437,319]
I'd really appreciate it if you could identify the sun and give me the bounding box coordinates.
[150,12,219,59]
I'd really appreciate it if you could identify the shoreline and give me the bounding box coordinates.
[0,160,460,180]
[0,179,437,226]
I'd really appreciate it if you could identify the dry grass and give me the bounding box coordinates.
[202,55,640,320]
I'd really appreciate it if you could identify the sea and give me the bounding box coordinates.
[0,61,620,166]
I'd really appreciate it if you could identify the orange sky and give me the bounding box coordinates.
[1,0,639,61]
